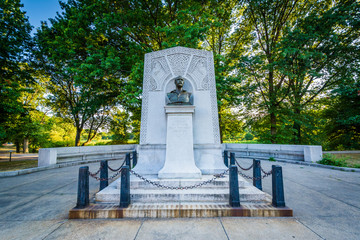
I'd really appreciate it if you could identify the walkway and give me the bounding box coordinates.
[0,159,359,240]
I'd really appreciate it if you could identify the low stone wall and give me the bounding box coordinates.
[224,143,322,162]
[38,143,322,167]
[38,144,137,167]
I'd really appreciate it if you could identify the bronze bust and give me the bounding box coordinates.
[167,77,193,105]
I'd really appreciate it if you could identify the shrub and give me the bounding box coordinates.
[269,157,276,162]
[318,154,348,167]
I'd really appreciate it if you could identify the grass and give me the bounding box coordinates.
[223,140,260,144]
[0,144,16,154]
[318,153,360,168]
[0,160,38,172]
[326,153,360,168]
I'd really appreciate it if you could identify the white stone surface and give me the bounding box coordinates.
[225,143,323,162]
[38,148,57,167]
[304,146,322,162]
[158,106,201,179]
[38,144,136,167]
[134,46,226,175]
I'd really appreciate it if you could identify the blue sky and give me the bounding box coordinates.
[21,0,63,34]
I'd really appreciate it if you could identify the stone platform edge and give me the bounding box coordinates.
[69,203,293,219]
[0,159,108,178]
[261,158,360,172]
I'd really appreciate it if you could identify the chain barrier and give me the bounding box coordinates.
[260,164,272,175]
[108,160,126,172]
[130,169,229,190]
[235,160,273,180]
[89,166,102,176]
[237,168,272,180]
[88,158,128,181]
[89,168,123,181]
[235,159,253,171]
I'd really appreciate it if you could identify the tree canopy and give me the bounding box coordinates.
[1,0,359,150]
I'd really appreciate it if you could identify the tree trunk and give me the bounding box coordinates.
[75,128,82,146]
[15,140,21,153]
[270,112,277,143]
[218,111,223,143]
[293,106,301,144]
[23,138,29,153]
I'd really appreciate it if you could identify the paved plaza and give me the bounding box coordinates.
[0,159,359,240]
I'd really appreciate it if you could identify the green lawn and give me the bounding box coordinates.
[0,160,38,172]
[328,153,360,168]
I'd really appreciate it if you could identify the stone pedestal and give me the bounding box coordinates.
[158,105,201,179]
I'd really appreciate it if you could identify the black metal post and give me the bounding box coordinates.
[253,159,262,190]
[120,165,130,208]
[125,153,131,168]
[99,160,108,191]
[76,166,89,208]
[9,151,12,162]
[224,150,228,167]
[272,165,285,207]
[229,165,240,207]
[132,150,137,167]
[230,152,235,165]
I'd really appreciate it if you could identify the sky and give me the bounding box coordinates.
[21,0,63,34]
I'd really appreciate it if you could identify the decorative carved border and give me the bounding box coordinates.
[140,47,220,144]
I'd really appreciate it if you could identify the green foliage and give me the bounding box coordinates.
[318,154,348,167]
[1,0,359,152]
[322,79,360,150]
[269,157,276,162]
[0,160,38,172]
[0,0,33,142]
[219,107,245,142]
[109,110,132,144]
[236,0,360,145]
[244,132,254,141]
[35,0,137,146]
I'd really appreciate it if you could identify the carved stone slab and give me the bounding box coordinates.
[135,46,225,175]
[140,46,220,145]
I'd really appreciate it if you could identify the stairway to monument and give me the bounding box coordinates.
[69,174,293,219]
[95,174,270,204]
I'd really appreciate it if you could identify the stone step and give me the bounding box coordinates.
[69,202,293,219]
[116,174,250,189]
[96,185,269,203]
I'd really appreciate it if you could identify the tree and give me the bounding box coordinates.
[276,0,360,143]
[35,0,136,146]
[0,0,33,143]
[322,78,360,150]
[235,0,360,144]
[109,109,132,144]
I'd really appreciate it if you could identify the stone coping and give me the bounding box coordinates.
[0,158,111,178]
[2,147,358,178]
[259,158,360,172]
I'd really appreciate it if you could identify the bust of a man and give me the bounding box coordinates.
[167,77,193,105]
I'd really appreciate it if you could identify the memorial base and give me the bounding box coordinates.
[158,105,201,179]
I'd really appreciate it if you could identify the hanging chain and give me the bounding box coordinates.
[89,168,123,181]
[237,167,272,180]
[88,158,128,181]
[235,159,253,171]
[130,169,229,190]
[260,164,272,175]
[235,160,273,180]
[89,166,102,176]
[108,160,126,172]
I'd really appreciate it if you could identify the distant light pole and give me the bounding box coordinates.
[9,150,13,162]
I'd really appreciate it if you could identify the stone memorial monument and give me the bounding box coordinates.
[132,46,226,177]
[95,47,274,217]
